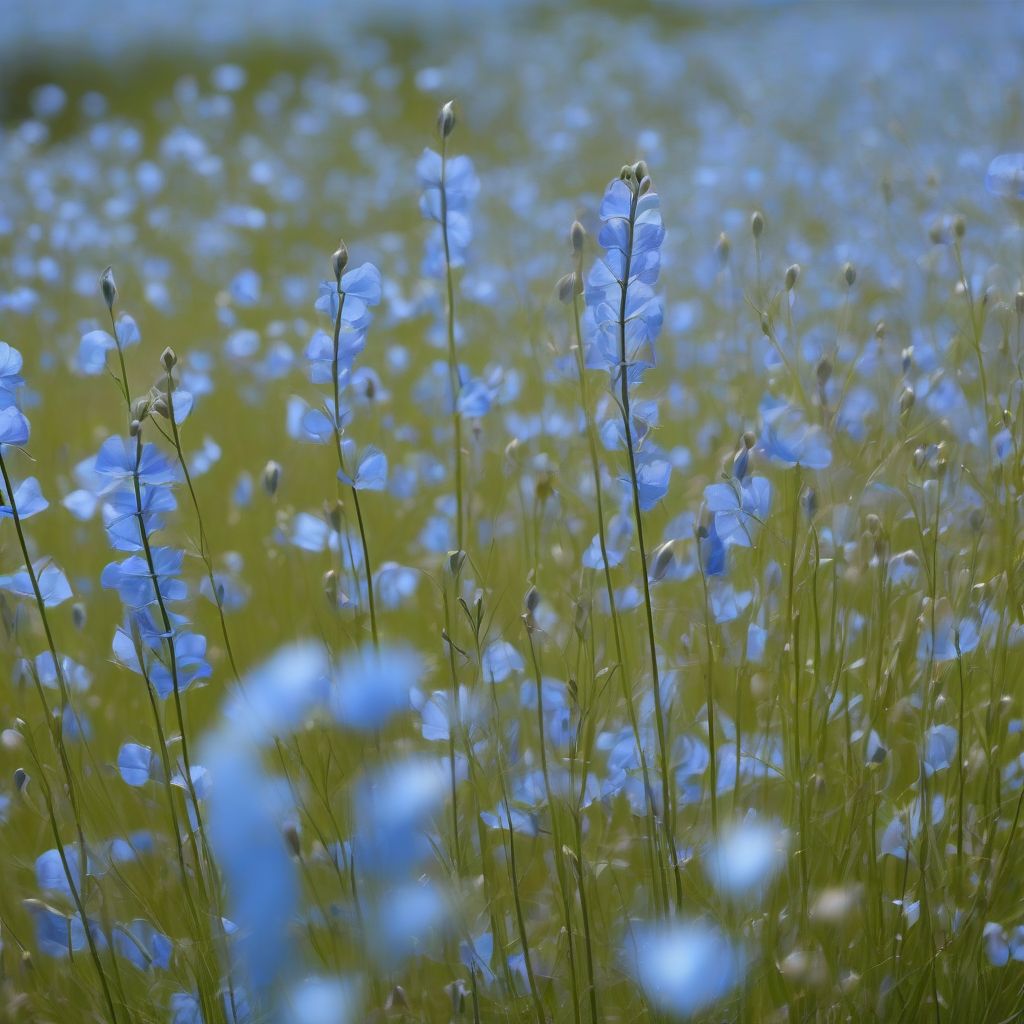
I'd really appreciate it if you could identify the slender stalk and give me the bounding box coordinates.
[524,621,581,1024]
[330,289,379,648]
[162,369,242,681]
[614,182,681,909]
[0,452,119,1023]
[569,286,667,915]
[439,133,465,552]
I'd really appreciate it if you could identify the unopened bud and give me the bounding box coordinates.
[131,396,151,422]
[953,214,966,238]
[843,261,857,287]
[785,263,800,290]
[160,346,177,371]
[650,541,676,582]
[72,602,87,630]
[751,210,764,239]
[557,272,578,305]
[437,100,456,139]
[715,232,731,267]
[570,220,586,256]
[1015,291,1024,317]
[100,266,117,311]
[151,396,170,419]
[262,460,282,496]
[525,585,540,615]
[444,550,466,579]
[386,986,409,1011]
[331,240,349,281]
[899,386,915,415]
[901,346,913,374]
[129,418,142,437]
[816,356,833,386]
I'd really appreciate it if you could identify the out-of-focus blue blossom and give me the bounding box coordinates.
[758,407,831,469]
[332,643,422,732]
[624,920,741,1018]
[705,818,786,899]
[481,640,524,683]
[285,977,360,1024]
[985,153,1024,199]
[113,919,173,970]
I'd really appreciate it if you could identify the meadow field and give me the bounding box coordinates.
[2,2,1024,1021]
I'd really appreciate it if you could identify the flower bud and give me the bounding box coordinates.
[437,100,456,139]
[161,346,177,371]
[262,460,282,496]
[842,261,857,287]
[525,585,540,616]
[151,396,170,419]
[100,266,117,311]
[446,549,467,578]
[715,232,731,267]
[331,240,349,282]
[72,602,87,630]
[129,418,142,437]
[570,220,586,255]
[283,822,301,858]
[751,210,765,239]
[557,272,578,305]
[1015,291,1024,317]
[899,386,915,415]
[785,263,800,290]
[132,395,152,422]
[953,214,966,238]
[816,356,833,386]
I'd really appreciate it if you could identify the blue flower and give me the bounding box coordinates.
[0,476,47,519]
[418,149,479,274]
[624,920,741,1018]
[986,153,1024,200]
[0,406,30,446]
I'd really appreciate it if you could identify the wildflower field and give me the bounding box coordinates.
[3,3,1024,1021]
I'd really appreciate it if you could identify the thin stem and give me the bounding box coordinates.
[615,184,682,910]
[331,289,379,648]
[440,133,465,552]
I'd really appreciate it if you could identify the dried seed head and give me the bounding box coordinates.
[437,100,456,139]
[100,266,117,311]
